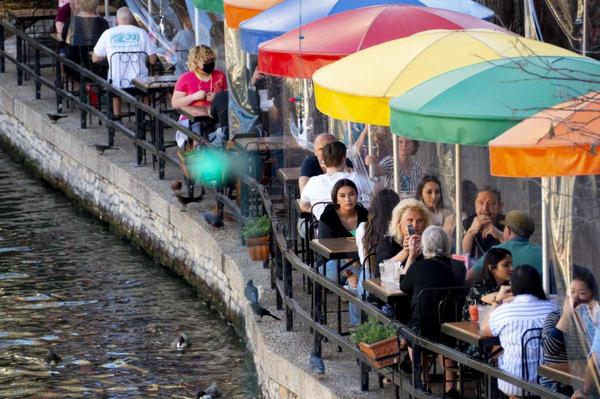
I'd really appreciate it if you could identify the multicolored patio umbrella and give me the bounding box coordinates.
[239,0,495,54]
[489,92,600,177]
[193,0,224,14]
[223,0,284,29]
[313,29,578,126]
[258,5,503,78]
[389,56,600,145]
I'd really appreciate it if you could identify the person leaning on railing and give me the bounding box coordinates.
[171,45,227,150]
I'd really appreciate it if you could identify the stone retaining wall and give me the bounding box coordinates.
[0,79,344,399]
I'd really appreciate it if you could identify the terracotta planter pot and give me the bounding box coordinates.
[246,236,270,261]
[358,337,400,369]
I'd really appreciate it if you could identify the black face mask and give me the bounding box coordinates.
[202,61,215,74]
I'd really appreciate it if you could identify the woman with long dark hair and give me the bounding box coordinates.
[416,175,454,237]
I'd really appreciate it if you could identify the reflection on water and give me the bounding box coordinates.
[0,149,257,398]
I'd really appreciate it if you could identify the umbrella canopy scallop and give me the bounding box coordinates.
[240,0,495,54]
[258,5,504,78]
[193,0,223,14]
[389,56,600,145]
[313,29,578,126]
[489,92,600,177]
[224,0,284,29]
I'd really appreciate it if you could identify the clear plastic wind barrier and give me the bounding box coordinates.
[124,0,224,71]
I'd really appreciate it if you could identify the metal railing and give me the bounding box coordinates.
[0,19,569,399]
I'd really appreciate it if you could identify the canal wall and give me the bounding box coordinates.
[0,71,361,398]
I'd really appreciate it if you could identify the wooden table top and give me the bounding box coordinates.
[441,321,499,347]
[7,8,57,19]
[132,75,179,93]
[49,32,62,42]
[310,237,358,260]
[363,278,405,302]
[234,135,299,152]
[277,167,301,183]
[538,362,585,386]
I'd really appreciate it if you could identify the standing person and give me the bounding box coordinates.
[376,198,431,268]
[171,45,227,149]
[299,133,353,193]
[462,186,505,260]
[318,179,368,284]
[92,7,157,119]
[481,265,557,398]
[171,17,195,75]
[365,136,422,193]
[62,0,109,81]
[416,175,454,238]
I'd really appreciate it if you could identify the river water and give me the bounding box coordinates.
[0,149,257,398]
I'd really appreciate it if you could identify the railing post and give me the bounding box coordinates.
[0,23,5,73]
[107,84,114,147]
[80,71,87,129]
[135,106,144,165]
[156,115,165,178]
[55,57,63,113]
[284,257,293,332]
[16,32,23,85]
[313,278,322,357]
[34,48,40,99]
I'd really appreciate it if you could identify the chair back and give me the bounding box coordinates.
[521,327,543,397]
[108,51,150,89]
[417,286,467,343]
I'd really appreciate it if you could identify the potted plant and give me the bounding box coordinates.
[242,216,271,261]
[351,317,400,368]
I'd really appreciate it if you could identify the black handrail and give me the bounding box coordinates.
[0,19,570,399]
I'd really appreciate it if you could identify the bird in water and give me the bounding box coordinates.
[92,144,119,155]
[309,351,325,375]
[195,382,221,399]
[171,333,190,351]
[250,302,280,321]
[174,193,203,210]
[46,348,62,366]
[244,280,258,304]
[47,112,68,123]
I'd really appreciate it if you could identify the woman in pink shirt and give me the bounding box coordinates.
[172,45,227,149]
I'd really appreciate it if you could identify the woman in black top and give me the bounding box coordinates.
[463,247,513,320]
[62,0,109,79]
[376,198,431,267]
[318,179,367,283]
[318,179,368,239]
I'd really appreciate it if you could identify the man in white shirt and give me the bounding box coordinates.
[92,7,157,118]
[300,141,357,220]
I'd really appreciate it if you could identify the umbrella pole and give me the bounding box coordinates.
[455,144,463,255]
[542,177,550,292]
[105,0,109,20]
[367,125,373,178]
[393,135,399,193]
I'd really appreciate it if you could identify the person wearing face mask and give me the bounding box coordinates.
[542,266,599,394]
[172,45,227,149]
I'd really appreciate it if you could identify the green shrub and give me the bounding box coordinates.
[242,216,270,239]
[351,317,397,345]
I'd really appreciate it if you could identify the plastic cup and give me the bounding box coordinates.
[468,304,479,322]
[477,305,491,328]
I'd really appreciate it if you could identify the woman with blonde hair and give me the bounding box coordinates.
[376,198,432,268]
[172,45,227,149]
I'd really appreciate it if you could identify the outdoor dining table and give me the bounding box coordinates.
[310,237,359,339]
[538,362,585,386]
